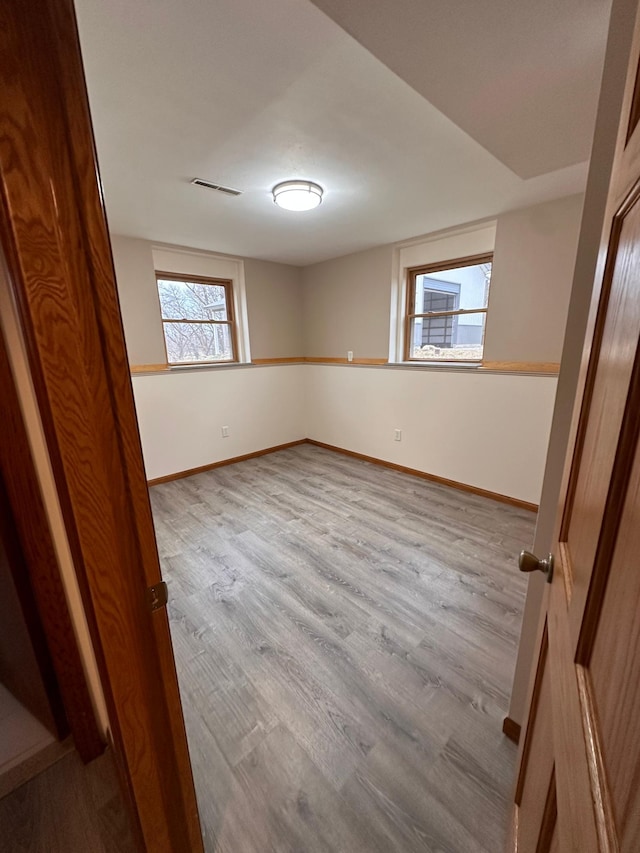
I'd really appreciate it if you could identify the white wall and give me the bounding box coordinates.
[132,365,306,481]
[302,245,394,359]
[243,258,304,358]
[302,199,583,368]
[110,236,304,366]
[133,361,556,503]
[304,365,556,504]
[111,235,167,366]
[122,203,574,502]
[116,197,585,504]
[484,194,584,364]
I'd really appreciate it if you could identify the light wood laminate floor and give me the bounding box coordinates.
[150,444,534,853]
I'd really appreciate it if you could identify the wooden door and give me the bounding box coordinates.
[0,1,202,851]
[512,5,640,851]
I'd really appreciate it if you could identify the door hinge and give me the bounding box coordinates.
[147,581,168,611]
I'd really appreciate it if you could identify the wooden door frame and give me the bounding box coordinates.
[0,1,202,850]
[0,329,103,757]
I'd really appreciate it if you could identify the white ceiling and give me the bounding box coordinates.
[310,0,612,178]
[74,0,610,266]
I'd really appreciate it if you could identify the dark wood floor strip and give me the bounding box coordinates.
[151,444,533,853]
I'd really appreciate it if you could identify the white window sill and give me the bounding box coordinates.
[390,361,482,369]
[168,361,245,370]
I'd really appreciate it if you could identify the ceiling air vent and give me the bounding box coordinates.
[191,178,242,196]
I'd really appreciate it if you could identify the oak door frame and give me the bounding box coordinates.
[0,1,202,851]
[0,330,102,758]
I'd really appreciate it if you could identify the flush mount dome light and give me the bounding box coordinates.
[272,180,323,211]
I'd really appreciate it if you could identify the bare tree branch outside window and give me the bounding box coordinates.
[156,275,236,364]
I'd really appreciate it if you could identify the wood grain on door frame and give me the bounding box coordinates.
[0,1,202,850]
[0,332,102,759]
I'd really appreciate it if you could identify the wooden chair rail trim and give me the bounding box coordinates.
[303,356,388,365]
[130,363,169,374]
[130,358,558,375]
[129,357,388,373]
[480,361,560,374]
[149,438,538,511]
[252,357,306,364]
[129,358,306,373]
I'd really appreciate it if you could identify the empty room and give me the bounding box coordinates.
[3,0,640,851]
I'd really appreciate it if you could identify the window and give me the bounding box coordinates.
[405,253,492,362]
[156,272,237,365]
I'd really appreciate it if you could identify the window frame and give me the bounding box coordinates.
[403,252,493,364]
[155,270,238,366]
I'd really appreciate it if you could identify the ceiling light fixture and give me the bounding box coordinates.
[272,180,323,211]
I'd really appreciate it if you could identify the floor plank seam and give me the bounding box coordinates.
[152,444,533,853]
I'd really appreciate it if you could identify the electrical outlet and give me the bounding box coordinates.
[221,426,230,438]
[347,350,353,362]
[394,429,402,442]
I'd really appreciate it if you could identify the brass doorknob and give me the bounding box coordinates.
[519,550,554,583]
